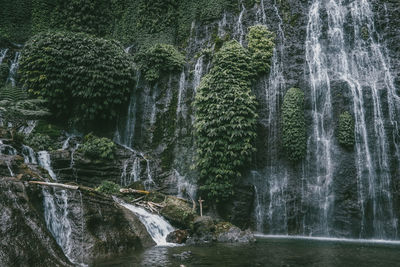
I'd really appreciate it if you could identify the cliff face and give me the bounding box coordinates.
[1,0,400,240]
[112,0,400,239]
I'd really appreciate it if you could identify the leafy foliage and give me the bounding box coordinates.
[33,121,63,139]
[0,64,8,85]
[135,43,185,83]
[338,111,355,149]
[19,31,134,123]
[78,133,116,160]
[282,88,306,162]
[96,181,121,195]
[194,41,258,202]
[0,87,50,141]
[0,84,26,102]
[25,133,54,151]
[246,25,275,76]
[0,0,32,43]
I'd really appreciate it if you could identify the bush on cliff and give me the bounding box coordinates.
[78,133,116,160]
[338,111,355,149]
[246,25,275,76]
[19,31,135,123]
[194,40,258,202]
[282,87,306,162]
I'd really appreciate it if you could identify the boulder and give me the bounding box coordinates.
[166,229,189,244]
[214,222,255,243]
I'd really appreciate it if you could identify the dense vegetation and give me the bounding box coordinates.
[135,44,185,83]
[247,25,275,75]
[19,31,134,123]
[78,133,116,160]
[281,87,306,162]
[338,111,355,149]
[194,41,258,202]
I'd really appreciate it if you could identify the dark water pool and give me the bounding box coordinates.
[92,236,400,267]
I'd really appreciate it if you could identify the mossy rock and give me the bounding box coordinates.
[160,196,196,229]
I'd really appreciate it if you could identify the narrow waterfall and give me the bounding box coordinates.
[0,48,8,64]
[176,70,186,120]
[305,0,398,238]
[118,200,175,246]
[235,1,246,45]
[253,1,289,234]
[120,156,141,186]
[192,56,204,94]
[38,151,57,180]
[22,145,37,164]
[43,188,86,266]
[0,140,17,155]
[174,169,196,201]
[6,52,20,86]
[305,0,335,236]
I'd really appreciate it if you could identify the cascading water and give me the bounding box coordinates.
[0,48,8,64]
[22,145,37,164]
[117,199,175,246]
[304,0,399,238]
[252,0,290,235]
[37,151,57,180]
[305,0,335,236]
[174,169,196,201]
[6,52,20,86]
[192,56,204,94]
[235,1,246,45]
[176,70,186,120]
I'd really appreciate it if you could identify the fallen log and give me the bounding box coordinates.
[28,181,79,190]
[119,188,150,195]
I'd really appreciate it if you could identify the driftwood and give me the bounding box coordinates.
[119,188,150,195]
[28,181,79,190]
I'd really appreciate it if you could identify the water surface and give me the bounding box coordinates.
[92,236,400,266]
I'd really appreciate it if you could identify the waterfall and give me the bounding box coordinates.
[305,0,335,236]
[192,56,204,94]
[0,140,17,155]
[305,0,398,238]
[43,188,86,266]
[253,0,289,235]
[235,1,246,45]
[0,49,8,64]
[256,0,266,24]
[22,145,37,164]
[6,52,20,86]
[38,151,57,180]
[174,169,196,201]
[143,155,154,190]
[70,144,80,181]
[117,199,175,246]
[176,70,186,119]
[218,12,227,37]
[62,137,71,150]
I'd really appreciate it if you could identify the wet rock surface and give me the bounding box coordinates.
[166,229,189,244]
[0,177,73,266]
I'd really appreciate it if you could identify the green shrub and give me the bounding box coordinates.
[96,181,120,195]
[0,64,8,85]
[282,88,306,162]
[78,133,116,160]
[0,85,26,102]
[246,25,275,76]
[135,43,185,83]
[19,31,134,123]
[194,41,258,202]
[338,111,355,149]
[25,133,54,151]
[33,121,63,139]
